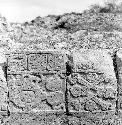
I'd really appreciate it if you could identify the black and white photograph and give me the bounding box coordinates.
[0,0,122,124]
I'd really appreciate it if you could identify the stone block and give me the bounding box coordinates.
[7,73,66,112]
[67,49,117,113]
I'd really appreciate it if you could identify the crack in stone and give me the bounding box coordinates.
[112,51,120,115]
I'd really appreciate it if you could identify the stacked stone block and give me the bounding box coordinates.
[4,49,121,124]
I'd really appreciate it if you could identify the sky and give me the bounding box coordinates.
[0,0,108,23]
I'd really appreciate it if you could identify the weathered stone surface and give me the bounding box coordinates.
[7,50,67,74]
[68,111,120,125]
[5,49,119,124]
[7,50,67,113]
[28,51,67,73]
[118,110,122,125]
[2,10,122,124]
[0,49,9,125]
[68,49,117,113]
[7,73,66,112]
[4,111,67,125]
[0,48,6,63]
[116,49,122,121]
[0,111,9,125]
[7,52,27,73]
[72,49,116,74]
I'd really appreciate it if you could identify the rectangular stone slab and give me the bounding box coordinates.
[67,49,117,113]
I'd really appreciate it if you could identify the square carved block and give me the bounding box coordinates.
[67,72,117,113]
[7,52,27,74]
[7,73,66,112]
[67,49,117,113]
[4,111,67,125]
[28,51,66,73]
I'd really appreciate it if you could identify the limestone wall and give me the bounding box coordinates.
[0,49,122,124]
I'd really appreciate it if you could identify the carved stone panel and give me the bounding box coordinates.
[7,73,66,112]
[67,73,117,112]
[28,51,66,73]
[67,49,117,113]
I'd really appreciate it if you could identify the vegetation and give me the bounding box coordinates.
[89,0,122,13]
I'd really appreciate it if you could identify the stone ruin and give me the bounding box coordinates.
[0,48,122,124]
[0,10,122,124]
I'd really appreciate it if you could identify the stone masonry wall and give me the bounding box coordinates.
[0,49,122,124]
